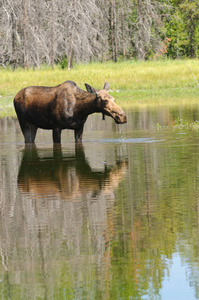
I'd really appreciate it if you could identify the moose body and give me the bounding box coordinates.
[14,81,127,144]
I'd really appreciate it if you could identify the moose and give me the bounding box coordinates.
[14,81,127,144]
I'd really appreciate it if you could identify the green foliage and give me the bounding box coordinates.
[165,0,199,59]
[60,56,68,70]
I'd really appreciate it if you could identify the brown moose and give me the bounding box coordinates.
[14,81,127,144]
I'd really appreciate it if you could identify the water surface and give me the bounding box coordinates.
[1,106,199,299]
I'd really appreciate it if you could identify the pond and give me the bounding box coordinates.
[1,105,199,299]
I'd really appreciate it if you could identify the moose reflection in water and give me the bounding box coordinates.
[18,144,128,201]
[14,144,128,298]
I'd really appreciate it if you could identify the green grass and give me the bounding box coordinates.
[1,59,199,117]
[0,96,15,117]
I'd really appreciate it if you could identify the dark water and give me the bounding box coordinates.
[1,106,199,299]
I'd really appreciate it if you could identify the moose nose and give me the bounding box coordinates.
[116,111,127,124]
[120,111,127,124]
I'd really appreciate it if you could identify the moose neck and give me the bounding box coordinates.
[75,91,100,117]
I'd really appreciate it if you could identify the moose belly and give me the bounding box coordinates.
[26,111,86,130]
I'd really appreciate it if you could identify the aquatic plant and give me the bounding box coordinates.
[171,118,199,130]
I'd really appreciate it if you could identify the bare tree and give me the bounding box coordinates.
[96,0,109,62]
[63,0,102,70]
[0,0,174,67]
[135,0,167,60]
[50,0,55,68]
[116,0,133,59]
[110,0,117,62]
[0,0,21,66]
[22,0,29,68]
[120,0,129,58]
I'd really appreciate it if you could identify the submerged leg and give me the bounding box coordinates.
[53,128,62,144]
[20,121,38,143]
[74,126,84,143]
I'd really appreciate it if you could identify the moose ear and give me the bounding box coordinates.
[85,83,97,94]
[103,81,110,91]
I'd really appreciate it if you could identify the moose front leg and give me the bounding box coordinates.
[53,128,62,143]
[74,126,84,143]
[22,122,38,144]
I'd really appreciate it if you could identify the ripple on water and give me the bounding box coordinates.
[86,137,165,144]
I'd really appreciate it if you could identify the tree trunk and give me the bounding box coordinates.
[67,26,74,70]
[137,0,145,60]
[110,0,117,62]
[23,0,28,69]
[50,0,55,69]
[121,0,126,58]
[189,14,195,58]
[35,0,40,68]
[11,12,17,69]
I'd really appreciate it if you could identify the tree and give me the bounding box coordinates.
[120,0,133,58]
[134,0,169,60]
[50,0,55,68]
[165,0,199,59]
[0,0,198,68]
[0,0,22,66]
[180,0,199,58]
[110,0,117,62]
[22,0,29,69]
[62,0,102,70]
[109,0,133,60]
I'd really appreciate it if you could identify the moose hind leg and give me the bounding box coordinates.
[74,126,84,143]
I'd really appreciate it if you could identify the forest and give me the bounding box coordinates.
[0,0,199,70]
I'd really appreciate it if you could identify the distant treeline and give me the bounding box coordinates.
[1,0,199,69]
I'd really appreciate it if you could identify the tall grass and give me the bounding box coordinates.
[0,59,199,116]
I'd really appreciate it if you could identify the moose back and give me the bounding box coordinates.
[14,80,127,144]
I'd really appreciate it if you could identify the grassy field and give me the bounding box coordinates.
[0,59,199,117]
